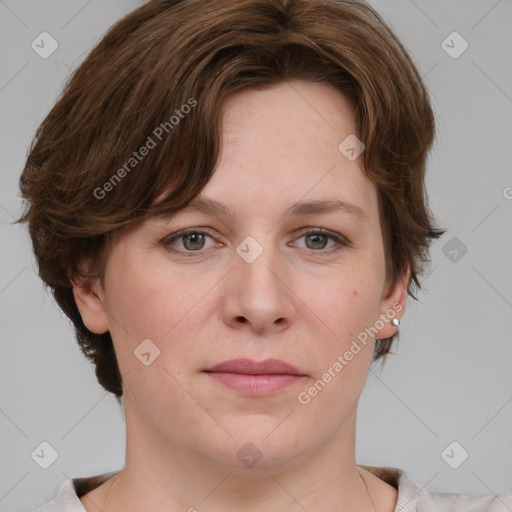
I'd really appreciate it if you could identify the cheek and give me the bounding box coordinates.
[102,252,218,368]
[101,255,207,410]
[306,264,382,338]
[299,262,383,387]
[295,279,380,416]
[104,250,182,332]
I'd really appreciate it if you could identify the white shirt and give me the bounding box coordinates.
[32,465,512,511]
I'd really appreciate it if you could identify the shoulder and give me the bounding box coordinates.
[360,465,512,512]
[417,489,512,512]
[31,479,82,512]
[31,472,116,512]
[415,486,512,512]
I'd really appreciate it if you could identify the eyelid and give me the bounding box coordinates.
[164,226,216,239]
[162,227,218,246]
[294,226,348,240]
[162,226,351,253]
[291,227,351,250]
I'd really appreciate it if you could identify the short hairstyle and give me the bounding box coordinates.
[17,0,446,397]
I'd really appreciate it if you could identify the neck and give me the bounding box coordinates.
[99,403,376,512]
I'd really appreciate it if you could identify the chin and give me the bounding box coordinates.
[190,422,304,471]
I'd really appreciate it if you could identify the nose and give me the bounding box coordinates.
[221,244,296,336]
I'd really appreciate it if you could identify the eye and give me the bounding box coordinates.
[291,228,350,252]
[163,228,218,253]
[162,227,350,255]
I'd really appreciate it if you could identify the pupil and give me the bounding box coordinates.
[307,234,327,250]
[184,233,204,250]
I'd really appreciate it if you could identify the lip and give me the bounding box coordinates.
[203,358,306,396]
[204,358,304,376]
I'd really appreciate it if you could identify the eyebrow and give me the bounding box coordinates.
[182,196,368,221]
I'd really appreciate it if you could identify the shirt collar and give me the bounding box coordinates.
[50,465,420,512]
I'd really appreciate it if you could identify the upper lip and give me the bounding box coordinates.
[204,358,304,376]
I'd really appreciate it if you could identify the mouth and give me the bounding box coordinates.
[203,358,305,376]
[203,358,306,396]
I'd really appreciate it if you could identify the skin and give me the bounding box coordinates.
[73,79,409,512]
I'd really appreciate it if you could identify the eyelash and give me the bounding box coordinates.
[162,227,350,255]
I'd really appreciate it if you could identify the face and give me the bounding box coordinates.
[74,79,407,472]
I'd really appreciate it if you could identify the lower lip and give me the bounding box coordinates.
[205,372,303,396]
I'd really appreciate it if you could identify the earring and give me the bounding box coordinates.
[391,318,400,326]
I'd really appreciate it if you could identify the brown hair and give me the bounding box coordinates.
[17,0,445,397]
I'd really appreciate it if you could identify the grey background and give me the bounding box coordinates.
[1,0,511,510]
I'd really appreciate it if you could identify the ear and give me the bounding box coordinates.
[374,265,410,340]
[71,272,110,335]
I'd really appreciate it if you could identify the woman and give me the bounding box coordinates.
[19,0,511,510]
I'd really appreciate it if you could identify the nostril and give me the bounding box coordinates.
[237,316,246,323]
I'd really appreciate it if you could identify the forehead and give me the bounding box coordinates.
[144,80,380,232]
[221,79,357,132]
[199,80,378,221]
[171,195,369,225]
